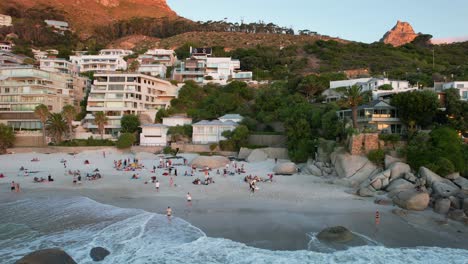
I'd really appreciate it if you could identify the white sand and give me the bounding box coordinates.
[0,149,467,250]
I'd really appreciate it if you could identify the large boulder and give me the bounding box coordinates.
[433,181,460,198]
[434,198,451,214]
[15,248,77,264]
[261,147,289,160]
[388,162,411,182]
[237,147,253,160]
[445,172,460,180]
[316,139,336,163]
[448,210,467,222]
[304,164,322,176]
[190,156,230,169]
[385,179,414,193]
[385,155,402,169]
[419,167,445,187]
[273,162,297,175]
[464,198,468,210]
[333,153,375,178]
[403,172,417,183]
[90,247,110,262]
[246,149,268,163]
[453,176,468,194]
[317,226,354,243]
[392,190,430,211]
[358,186,375,197]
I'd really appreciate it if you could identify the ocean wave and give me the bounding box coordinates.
[0,197,467,264]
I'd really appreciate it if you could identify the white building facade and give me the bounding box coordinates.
[0,14,12,27]
[162,116,193,127]
[137,64,167,78]
[441,81,468,101]
[140,49,177,66]
[140,124,169,146]
[40,58,78,75]
[85,73,179,138]
[70,55,127,73]
[192,120,238,144]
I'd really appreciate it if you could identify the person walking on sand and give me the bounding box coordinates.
[169,177,174,187]
[187,192,192,202]
[10,181,15,192]
[15,183,20,193]
[174,169,177,177]
[155,180,160,192]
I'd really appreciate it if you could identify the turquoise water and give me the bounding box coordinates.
[0,197,467,264]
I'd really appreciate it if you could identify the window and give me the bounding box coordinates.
[109,77,125,82]
[456,84,464,88]
[463,91,468,99]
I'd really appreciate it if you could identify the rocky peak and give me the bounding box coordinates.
[380,20,419,47]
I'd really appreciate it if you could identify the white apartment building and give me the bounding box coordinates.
[70,55,127,73]
[0,42,13,52]
[441,81,468,101]
[0,66,86,130]
[85,73,178,138]
[137,64,167,78]
[40,58,78,75]
[139,124,169,146]
[32,49,59,60]
[99,49,133,57]
[140,49,177,66]
[0,14,12,27]
[192,119,239,144]
[162,116,193,127]
[44,20,69,32]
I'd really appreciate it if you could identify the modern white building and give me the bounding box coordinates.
[99,49,133,57]
[70,55,127,73]
[440,81,468,101]
[137,64,167,78]
[140,124,169,146]
[44,20,69,33]
[0,14,12,27]
[329,78,372,89]
[162,116,193,127]
[140,49,177,66]
[192,119,239,144]
[84,73,179,138]
[32,49,59,60]
[0,42,13,52]
[218,114,243,123]
[40,58,78,75]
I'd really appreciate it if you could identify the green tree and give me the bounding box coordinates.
[62,105,76,139]
[391,90,439,129]
[155,108,170,123]
[46,113,67,143]
[444,88,468,133]
[221,125,250,150]
[94,112,108,140]
[0,124,15,154]
[116,133,136,149]
[342,85,363,129]
[430,127,465,173]
[297,75,329,99]
[34,104,50,146]
[120,114,140,133]
[378,84,393,90]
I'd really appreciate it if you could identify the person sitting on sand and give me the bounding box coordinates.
[0,173,4,178]
[20,166,24,171]
[84,160,90,165]
[48,174,54,182]
[34,177,46,183]
[131,174,139,179]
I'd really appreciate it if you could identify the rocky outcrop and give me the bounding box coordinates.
[434,198,451,215]
[246,149,268,163]
[433,181,460,198]
[453,176,468,194]
[332,152,378,187]
[273,162,297,175]
[15,248,77,264]
[388,162,411,182]
[391,190,430,211]
[380,21,419,47]
[384,155,402,169]
[237,148,252,160]
[90,247,110,262]
[317,226,353,243]
[385,178,414,193]
[190,156,229,169]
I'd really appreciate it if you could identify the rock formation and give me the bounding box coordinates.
[380,21,419,47]
[15,248,77,264]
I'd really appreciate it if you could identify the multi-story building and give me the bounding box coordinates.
[440,81,468,101]
[137,64,167,78]
[0,51,28,66]
[70,55,127,73]
[44,20,69,34]
[32,49,59,60]
[84,73,178,138]
[139,49,177,66]
[40,58,78,75]
[0,14,12,27]
[336,100,404,134]
[0,66,85,130]
[173,47,252,84]
[192,119,239,144]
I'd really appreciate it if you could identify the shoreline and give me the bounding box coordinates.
[0,150,467,251]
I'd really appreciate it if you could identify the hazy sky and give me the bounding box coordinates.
[167,0,468,43]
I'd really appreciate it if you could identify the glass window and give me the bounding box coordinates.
[109,77,126,82]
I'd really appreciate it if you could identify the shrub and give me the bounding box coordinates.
[219,140,236,151]
[57,138,115,147]
[367,149,385,166]
[163,146,176,155]
[433,157,455,177]
[116,133,136,149]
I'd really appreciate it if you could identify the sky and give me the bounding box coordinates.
[166,0,468,43]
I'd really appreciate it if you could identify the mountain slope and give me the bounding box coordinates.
[0,0,178,34]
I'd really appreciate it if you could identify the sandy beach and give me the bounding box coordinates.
[0,149,467,261]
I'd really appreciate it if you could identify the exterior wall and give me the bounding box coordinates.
[247,134,287,147]
[137,64,167,78]
[40,59,77,75]
[70,55,127,72]
[0,14,13,27]
[192,124,237,144]
[99,49,133,56]
[142,49,177,66]
[442,82,468,101]
[348,133,380,155]
[162,117,192,127]
[140,126,168,146]
[330,78,372,89]
[13,131,45,147]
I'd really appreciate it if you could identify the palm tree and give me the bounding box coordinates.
[46,113,67,143]
[343,85,364,129]
[62,105,76,140]
[94,112,108,140]
[34,104,50,146]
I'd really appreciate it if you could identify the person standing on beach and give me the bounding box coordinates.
[77,175,82,185]
[169,177,174,187]
[155,180,160,192]
[15,183,20,193]
[10,181,15,191]
[187,192,192,202]
[103,151,106,158]
[174,169,177,177]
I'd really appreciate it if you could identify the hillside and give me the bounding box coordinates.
[0,0,179,35]
[146,31,348,50]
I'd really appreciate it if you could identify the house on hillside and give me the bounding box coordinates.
[0,14,12,27]
[337,100,404,134]
[162,116,193,127]
[192,120,239,144]
[140,124,169,146]
[439,81,468,101]
[218,114,243,123]
[44,20,69,34]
